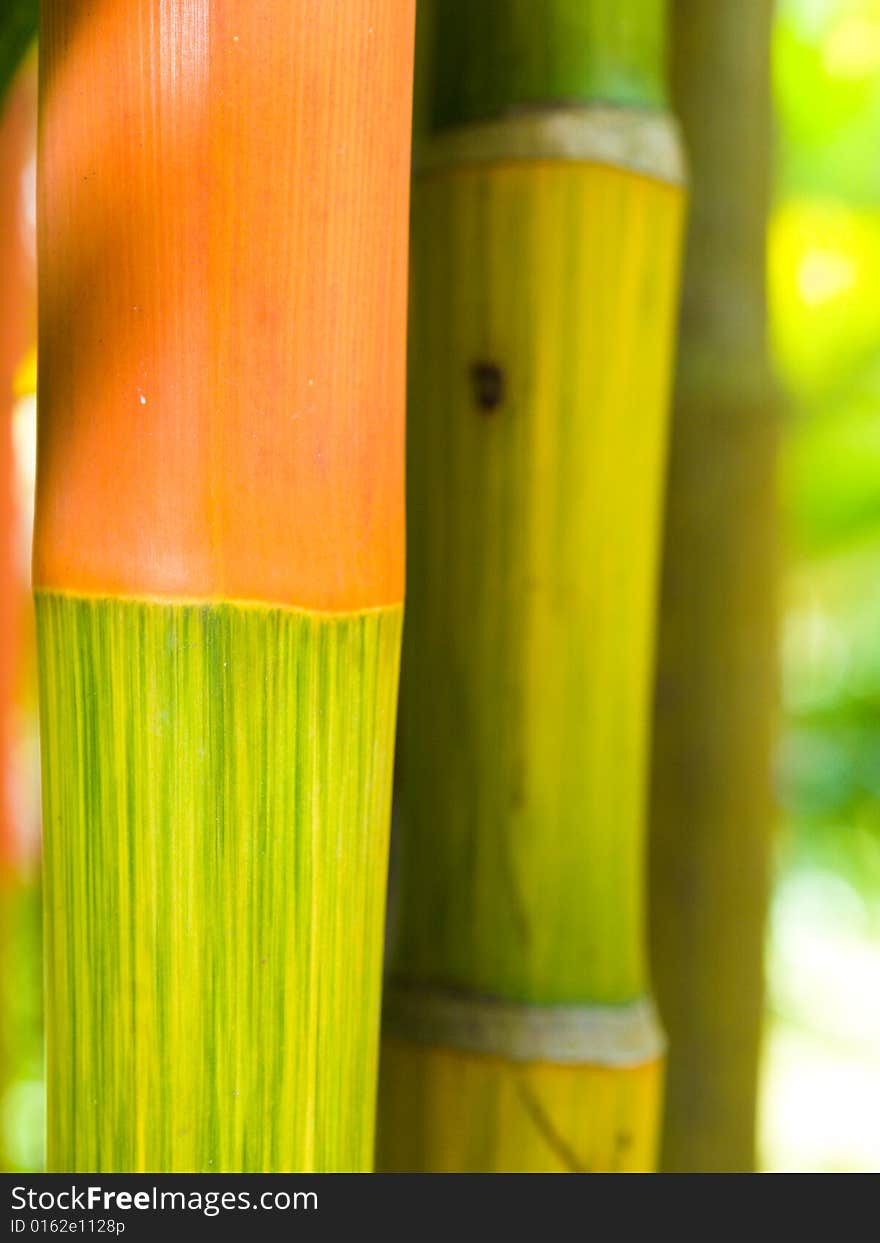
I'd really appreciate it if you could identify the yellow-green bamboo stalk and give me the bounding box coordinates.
[37,0,414,1172]
[650,0,776,1172]
[378,0,685,1172]
[38,599,401,1170]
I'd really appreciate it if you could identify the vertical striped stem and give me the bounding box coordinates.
[650,0,775,1172]
[379,0,684,1172]
[38,596,401,1171]
[37,2,414,1171]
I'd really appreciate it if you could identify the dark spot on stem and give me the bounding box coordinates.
[471,362,505,412]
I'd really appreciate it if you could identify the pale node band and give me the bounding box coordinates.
[417,106,686,186]
[384,983,666,1067]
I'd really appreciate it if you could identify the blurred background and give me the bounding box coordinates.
[3,0,880,1172]
[764,0,880,1172]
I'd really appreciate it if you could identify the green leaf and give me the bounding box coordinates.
[0,1,36,111]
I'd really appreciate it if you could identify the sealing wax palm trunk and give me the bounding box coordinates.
[378,0,684,1172]
[37,1,414,1172]
[649,0,776,1173]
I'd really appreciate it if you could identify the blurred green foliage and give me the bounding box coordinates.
[756,0,880,1172]
[2,877,43,1172]
[0,2,36,109]
[775,0,880,911]
[777,0,880,208]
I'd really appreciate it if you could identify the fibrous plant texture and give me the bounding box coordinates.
[37,0,414,1172]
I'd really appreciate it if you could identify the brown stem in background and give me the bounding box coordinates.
[650,0,778,1173]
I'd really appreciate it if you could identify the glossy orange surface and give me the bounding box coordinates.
[1,65,35,867]
[36,1,414,611]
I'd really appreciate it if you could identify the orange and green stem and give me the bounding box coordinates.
[37,0,414,1172]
